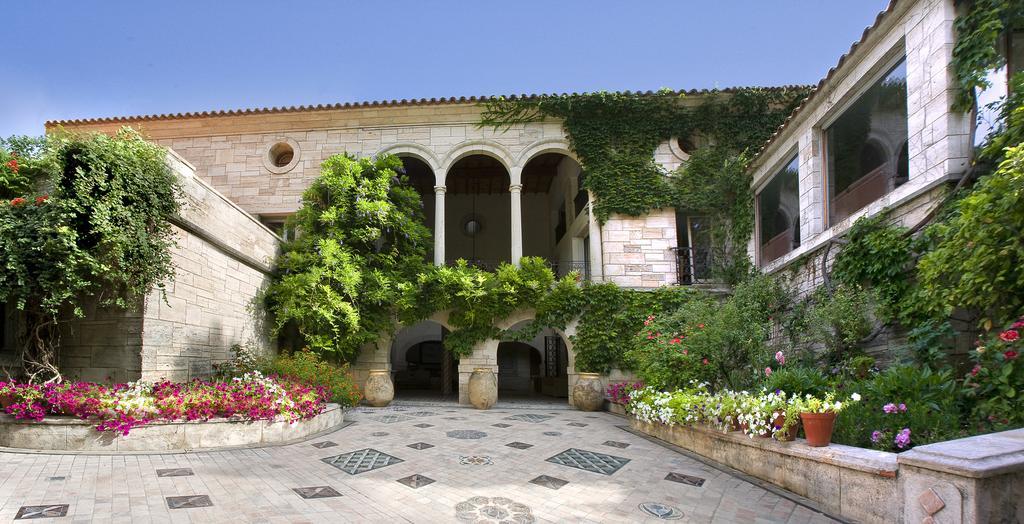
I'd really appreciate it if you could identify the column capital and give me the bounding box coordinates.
[434,185,447,194]
[509,184,524,193]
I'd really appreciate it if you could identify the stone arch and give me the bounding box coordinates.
[440,140,515,183]
[378,143,442,173]
[515,139,577,185]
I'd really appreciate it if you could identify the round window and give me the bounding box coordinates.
[263,139,300,174]
[463,218,483,237]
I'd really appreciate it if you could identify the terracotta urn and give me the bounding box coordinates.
[363,370,394,407]
[799,412,837,447]
[468,368,497,409]
[572,372,604,411]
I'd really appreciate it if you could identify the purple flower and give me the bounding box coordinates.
[894,428,912,449]
[883,403,898,414]
[898,403,907,413]
[870,430,882,443]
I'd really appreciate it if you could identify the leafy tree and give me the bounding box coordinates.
[0,128,179,381]
[265,153,432,361]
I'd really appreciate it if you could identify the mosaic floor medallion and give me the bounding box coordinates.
[547,448,631,476]
[14,505,69,520]
[374,414,413,424]
[505,441,533,449]
[504,414,552,423]
[459,455,493,465]
[446,429,487,439]
[406,411,438,417]
[397,474,435,489]
[602,440,630,449]
[156,468,193,477]
[529,475,568,490]
[407,442,434,450]
[638,502,684,520]
[665,472,706,487]
[311,441,337,449]
[455,496,535,523]
[292,486,342,499]
[166,495,213,509]
[321,448,404,475]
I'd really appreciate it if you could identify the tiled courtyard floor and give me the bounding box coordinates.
[0,403,842,523]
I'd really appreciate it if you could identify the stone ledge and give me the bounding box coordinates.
[897,428,1024,479]
[0,403,343,453]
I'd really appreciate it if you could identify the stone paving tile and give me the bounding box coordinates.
[0,402,842,523]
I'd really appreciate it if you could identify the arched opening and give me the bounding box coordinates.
[521,152,588,279]
[398,155,436,263]
[445,154,511,268]
[497,322,570,401]
[389,320,458,400]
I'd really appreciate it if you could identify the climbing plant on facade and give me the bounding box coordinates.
[0,128,180,382]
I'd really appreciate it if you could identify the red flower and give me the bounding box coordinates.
[10,197,26,206]
[34,195,49,205]
[5,158,18,173]
[1005,350,1019,361]
[999,330,1019,343]
[682,350,688,355]
[701,358,709,366]
[697,324,705,329]
[670,337,681,345]
[1013,321,1024,330]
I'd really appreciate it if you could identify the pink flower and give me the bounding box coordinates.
[774,351,785,365]
[898,403,907,413]
[1006,350,1019,361]
[870,430,882,443]
[894,428,912,449]
[999,330,1019,343]
[970,364,981,376]
[883,403,898,414]
[764,367,772,377]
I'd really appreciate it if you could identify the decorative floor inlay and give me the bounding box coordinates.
[371,431,390,436]
[413,423,434,428]
[406,411,437,417]
[529,475,568,490]
[292,486,342,499]
[15,505,69,520]
[311,441,337,449]
[506,441,533,449]
[407,442,434,450]
[46,476,65,481]
[459,455,493,465]
[491,423,512,428]
[568,422,588,427]
[665,472,706,487]
[543,431,562,436]
[603,440,630,449]
[397,474,435,489]
[446,429,487,439]
[322,448,404,475]
[455,496,535,523]
[156,468,193,477]
[547,448,631,476]
[444,416,467,420]
[504,414,552,423]
[374,414,413,424]
[166,495,213,509]
[638,502,684,520]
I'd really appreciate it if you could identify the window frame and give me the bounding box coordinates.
[754,150,800,267]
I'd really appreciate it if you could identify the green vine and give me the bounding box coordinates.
[951,0,1024,111]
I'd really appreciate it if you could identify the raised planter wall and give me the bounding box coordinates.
[629,416,1024,524]
[0,403,343,453]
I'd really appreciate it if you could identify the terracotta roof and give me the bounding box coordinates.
[749,0,901,168]
[45,86,809,127]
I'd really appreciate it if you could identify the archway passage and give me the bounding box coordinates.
[398,156,436,263]
[497,328,569,401]
[520,152,589,279]
[389,321,458,400]
[445,154,511,268]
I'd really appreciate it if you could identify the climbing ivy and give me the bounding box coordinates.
[951,0,1024,111]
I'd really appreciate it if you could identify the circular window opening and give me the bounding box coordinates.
[269,143,294,167]
[463,218,483,237]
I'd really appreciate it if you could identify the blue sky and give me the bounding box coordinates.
[3,1,891,137]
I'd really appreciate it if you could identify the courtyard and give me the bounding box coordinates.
[0,403,838,523]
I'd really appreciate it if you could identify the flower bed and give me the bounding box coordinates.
[0,372,330,436]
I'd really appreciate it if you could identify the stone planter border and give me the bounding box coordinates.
[0,403,345,454]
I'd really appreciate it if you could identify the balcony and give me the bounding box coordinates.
[673,246,714,286]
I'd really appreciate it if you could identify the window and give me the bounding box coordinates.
[259,215,296,241]
[825,58,908,225]
[675,213,712,284]
[573,170,589,216]
[757,154,800,265]
[554,202,567,242]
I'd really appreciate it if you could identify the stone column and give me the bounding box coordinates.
[510,183,524,265]
[587,191,604,281]
[433,185,446,266]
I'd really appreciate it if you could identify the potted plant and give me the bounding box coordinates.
[0,381,14,410]
[796,392,860,447]
[736,392,773,438]
[772,392,802,441]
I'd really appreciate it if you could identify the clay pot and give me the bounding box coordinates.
[468,368,497,410]
[0,393,12,410]
[363,370,394,407]
[572,373,604,412]
[773,414,796,441]
[799,412,837,447]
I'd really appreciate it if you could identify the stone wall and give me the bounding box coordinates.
[601,209,678,288]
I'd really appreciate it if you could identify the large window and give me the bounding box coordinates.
[825,58,908,225]
[757,154,800,265]
[675,213,712,285]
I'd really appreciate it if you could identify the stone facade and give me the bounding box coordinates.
[56,152,280,382]
[601,208,679,288]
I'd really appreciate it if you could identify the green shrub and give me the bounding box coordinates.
[763,366,830,397]
[260,350,362,407]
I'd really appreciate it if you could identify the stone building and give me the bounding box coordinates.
[4,0,1002,403]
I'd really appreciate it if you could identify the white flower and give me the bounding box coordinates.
[851,393,861,402]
